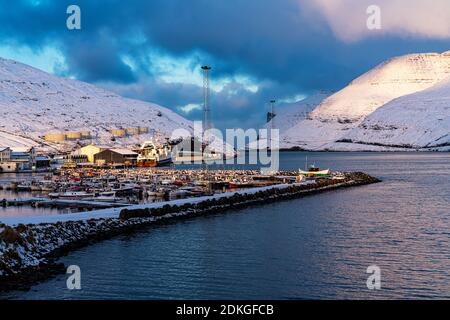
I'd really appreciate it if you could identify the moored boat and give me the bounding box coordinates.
[137,141,172,167]
[299,164,330,177]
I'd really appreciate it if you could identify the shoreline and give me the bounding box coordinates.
[0,172,381,292]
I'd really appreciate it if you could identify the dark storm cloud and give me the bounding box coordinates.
[1,0,450,129]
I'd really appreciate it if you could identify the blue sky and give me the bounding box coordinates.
[1,0,450,131]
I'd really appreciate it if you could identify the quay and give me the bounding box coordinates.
[1,198,130,210]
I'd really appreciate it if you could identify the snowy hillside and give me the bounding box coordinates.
[280,52,450,150]
[337,77,450,150]
[0,57,193,151]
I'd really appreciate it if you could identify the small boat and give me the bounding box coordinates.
[40,181,55,192]
[169,189,189,198]
[83,191,117,202]
[112,184,135,195]
[16,182,32,191]
[299,164,330,176]
[179,186,208,196]
[48,191,92,200]
[160,179,173,185]
[229,181,254,188]
[30,184,42,192]
[147,190,158,197]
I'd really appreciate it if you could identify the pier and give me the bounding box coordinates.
[1,198,130,210]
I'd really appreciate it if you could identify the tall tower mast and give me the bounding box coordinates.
[201,66,212,140]
[201,66,212,170]
[270,99,276,131]
[269,99,276,147]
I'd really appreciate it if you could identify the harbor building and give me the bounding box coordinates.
[0,147,15,172]
[0,147,36,172]
[75,145,110,163]
[11,147,36,170]
[0,147,11,162]
[35,156,51,168]
[94,148,138,166]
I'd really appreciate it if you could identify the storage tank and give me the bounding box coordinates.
[44,133,66,142]
[125,127,140,136]
[65,131,82,140]
[138,126,149,134]
[80,131,91,139]
[110,129,126,137]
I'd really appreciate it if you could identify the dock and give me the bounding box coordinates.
[1,198,130,209]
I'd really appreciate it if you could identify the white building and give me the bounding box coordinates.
[0,147,11,162]
[0,147,36,172]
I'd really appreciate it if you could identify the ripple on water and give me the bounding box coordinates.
[2,152,450,299]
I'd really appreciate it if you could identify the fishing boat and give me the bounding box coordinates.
[137,141,172,167]
[299,164,330,177]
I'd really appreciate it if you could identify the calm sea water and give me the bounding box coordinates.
[2,152,450,299]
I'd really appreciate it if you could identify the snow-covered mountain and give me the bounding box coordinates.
[278,52,450,151]
[339,77,450,150]
[0,57,193,151]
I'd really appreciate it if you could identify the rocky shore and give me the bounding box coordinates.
[0,172,380,291]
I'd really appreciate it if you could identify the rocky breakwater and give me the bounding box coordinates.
[0,172,380,291]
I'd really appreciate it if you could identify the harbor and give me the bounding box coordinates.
[0,164,381,290]
[0,165,337,216]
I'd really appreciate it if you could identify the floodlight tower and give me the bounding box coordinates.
[201,66,212,170]
[269,99,276,147]
[270,99,276,131]
[201,66,212,139]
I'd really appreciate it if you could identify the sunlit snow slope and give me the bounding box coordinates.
[281,52,450,150]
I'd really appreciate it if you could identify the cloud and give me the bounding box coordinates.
[308,0,450,41]
[1,0,450,130]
